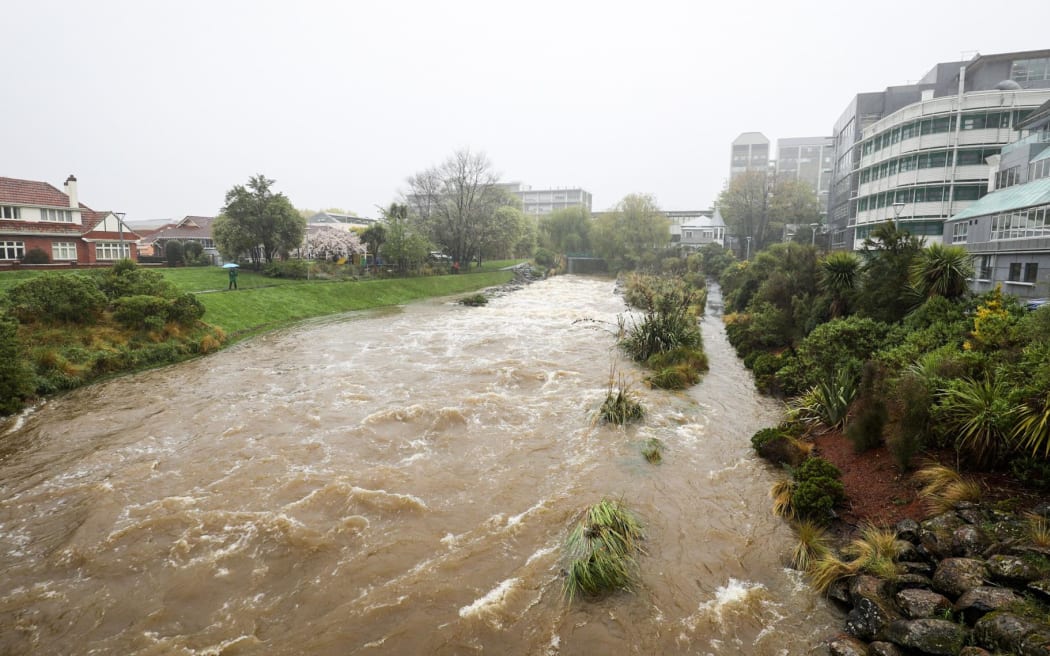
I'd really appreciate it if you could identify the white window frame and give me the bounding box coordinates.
[52,242,78,261]
[1,205,21,219]
[0,241,25,260]
[41,208,73,223]
[95,241,131,260]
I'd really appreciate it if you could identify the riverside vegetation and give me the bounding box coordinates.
[717,224,1050,653]
[0,260,516,416]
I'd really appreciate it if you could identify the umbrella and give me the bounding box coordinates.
[222,263,239,268]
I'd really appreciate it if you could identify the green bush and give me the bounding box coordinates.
[21,247,50,264]
[0,312,33,414]
[534,248,556,268]
[165,240,185,267]
[845,362,887,453]
[795,456,841,482]
[168,293,205,325]
[96,262,179,300]
[458,293,488,307]
[6,273,107,324]
[886,372,931,470]
[264,260,309,279]
[183,241,205,264]
[751,426,807,467]
[790,456,845,521]
[777,316,891,395]
[112,295,171,331]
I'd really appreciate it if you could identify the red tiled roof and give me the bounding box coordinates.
[82,209,141,240]
[0,176,78,207]
[0,220,83,236]
[140,216,215,243]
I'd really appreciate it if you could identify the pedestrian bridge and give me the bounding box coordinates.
[564,253,607,274]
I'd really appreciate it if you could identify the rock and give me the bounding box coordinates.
[827,578,851,607]
[1031,502,1050,519]
[1030,579,1050,602]
[933,558,988,597]
[882,618,970,655]
[897,541,924,563]
[1020,630,1050,656]
[845,576,901,641]
[921,513,966,560]
[956,506,986,526]
[895,588,952,619]
[952,525,990,558]
[826,634,869,656]
[897,518,921,543]
[987,554,1041,583]
[868,641,903,656]
[973,612,1040,653]
[959,647,992,656]
[895,573,933,589]
[953,586,1023,624]
[901,561,935,576]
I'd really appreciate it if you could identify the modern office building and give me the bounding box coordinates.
[730,132,770,181]
[943,97,1050,301]
[827,50,1050,250]
[775,136,834,213]
[497,182,592,216]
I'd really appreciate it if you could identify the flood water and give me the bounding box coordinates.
[0,276,839,655]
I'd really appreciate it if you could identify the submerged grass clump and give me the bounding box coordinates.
[599,373,645,425]
[563,498,646,602]
[458,293,488,307]
[642,438,664,464]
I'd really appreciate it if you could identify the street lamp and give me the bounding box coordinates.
[891,202,906,231]
[810,223,820,247]
[115,212,126,259]
[745,236,752,260]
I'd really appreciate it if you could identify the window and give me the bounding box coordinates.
[1,241,25,259]
[953,186,983,201]
[41,208,73,222]
[952,222,968,243]
[1024,263,1039,284]
[977,255,993,280]
[1009,263,1023,281]
[1,206,20,219]
[962,114,986,130]
[95,241,130,260]
[1012,57,1050,82]
[52,242,78,261]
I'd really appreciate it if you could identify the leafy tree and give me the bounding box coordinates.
[481,205,528,260]
[719,174,822,258]
[855,221,924,324]
[910,243,973,301]
[214,175,305,266]
[590,194,669,271]
[380,202,430,273]
[183,241,205,264]
[404,149,512,266]
[770,179,821,226]
[361,223,387,267]
[539,206,591,254]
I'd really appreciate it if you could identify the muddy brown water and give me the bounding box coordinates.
[0,276,839,655]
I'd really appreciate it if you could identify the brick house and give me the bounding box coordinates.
[0,174,139,265]
[137,216,218,262]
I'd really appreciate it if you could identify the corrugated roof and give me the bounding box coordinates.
[950,177,1050,221]
[1032,148,1050,164]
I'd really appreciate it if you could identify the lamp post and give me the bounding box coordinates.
[745,235,752,261]
[810,223,820,247]
[891,202,906,231]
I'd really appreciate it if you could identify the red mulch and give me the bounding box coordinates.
[811,430,1049,532]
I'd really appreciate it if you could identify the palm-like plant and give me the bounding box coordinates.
[1013,391,1050,459]
[937,378,1016,469]
[563,499,646,601]
[789,368,857,430]
[910,243,974,301]
[820,252,861,317]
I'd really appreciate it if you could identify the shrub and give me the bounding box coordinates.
[789,368,857,430]
[934,377,1016,470]
[6,273,107,324]
[778,316,891,394]
[183,241,205,263]
[886,372,931,470]
[914,464,982,513]
[598,375,644,425]
[563,498,645,601]
[165,240,185,267]
[0,312,33,414]
[168,293,205,325]
[458,293,488,307]
[789,457,845,522]
[264,260,309,279]
[751,426,809,467]
[21,247,50,264]
[845,362,887,453]
[96,262,178,300]
[112,295,171,331]
[644,346,707,390]
[534,247,556,268]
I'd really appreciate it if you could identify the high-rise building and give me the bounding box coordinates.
[498,182,592,216]
[775,136,834,212]
[730,132,770,180]
[826,49,1050,250]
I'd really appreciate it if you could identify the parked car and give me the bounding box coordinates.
[1025,298,1048,311]
[428,251,452,263]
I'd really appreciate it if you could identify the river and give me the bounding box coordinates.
[0,276,839,655]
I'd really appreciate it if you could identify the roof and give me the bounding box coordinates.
[950,177,1050,221]
[1033,148,1050,164]
[1019,98,1050,130]
[139,216,215,244]
[0,176,77,207]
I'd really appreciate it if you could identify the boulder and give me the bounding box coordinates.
[958,647,992,655]
[933,558,988,597]
[1030,579,1050,602]
[896,572,933,589]
[921,513,966,560]
[987,554,1041,583]
[882,618,969,655]
[952,525,990,558]
[868,641,903,656]
[1020,630,1050,656]
[956,505,986,526]
[973,612,1040,653]
[845,576,901,641]
[896,518,921,544]
[895,588,952,619]
[897,541,924,563]
[826,634,869,656]
[953,586,1023,624]
[901,561,935,577]
[826,578,851,607]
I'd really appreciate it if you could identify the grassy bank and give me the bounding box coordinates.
[199,270,515,338]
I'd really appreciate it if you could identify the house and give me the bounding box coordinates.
[0,174,139,265]
[138,216,218,263]
[678,209,728,250]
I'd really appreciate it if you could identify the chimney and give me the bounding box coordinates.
[65,175,78,208]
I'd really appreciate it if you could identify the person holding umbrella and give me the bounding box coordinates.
[224,262,239,290]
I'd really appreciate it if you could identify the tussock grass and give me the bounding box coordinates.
[771,479,796,519]
[844,524,904,580]
[1026,512,1050,548]
[564,498,646,602]
[642,438,664,464]
[914,463,982,514]
[791,520,831,571]
[809,552,856,592]
[458,293,488,307]
[598,373,645,426]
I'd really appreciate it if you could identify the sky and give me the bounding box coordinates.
[4,0,1049,223]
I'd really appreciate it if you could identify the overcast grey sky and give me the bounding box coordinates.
[5,0,1048,222]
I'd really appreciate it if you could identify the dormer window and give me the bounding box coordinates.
[41,208,73,222]
[1,205,20,219]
